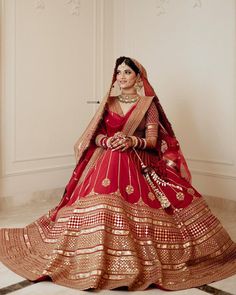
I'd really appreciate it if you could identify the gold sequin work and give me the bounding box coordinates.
[148,192,156,201]
[102,178,111,187]
[176,192,185,201]
[0,194,236,291]
[126,185,134,194]
[187,188,195,195]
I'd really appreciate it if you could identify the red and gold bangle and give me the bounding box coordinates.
[132,137,147,149]
[128,136,137,148]
[101,136,106,148]
[137,137,142,148]
[128,136,147,150]
[128,136,133,147]
[141,138,147,149]
[106,137,112,149]
[95,134,111,149]
[132,136,138,148]
[95,134,105,146]
[146,124,158,138]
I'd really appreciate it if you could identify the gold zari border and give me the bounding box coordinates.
[0,194,236,291]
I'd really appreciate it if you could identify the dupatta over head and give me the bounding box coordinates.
[74,57,192,183]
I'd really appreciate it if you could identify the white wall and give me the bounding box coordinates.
[1,0,236,206]
[0,0,113,205]
[112,0,236,201]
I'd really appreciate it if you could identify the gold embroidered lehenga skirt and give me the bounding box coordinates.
[0,145,236,291]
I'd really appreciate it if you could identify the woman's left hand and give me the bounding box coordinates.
[110,133,132,151]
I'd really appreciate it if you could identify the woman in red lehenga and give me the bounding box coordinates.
[0,57,236,291]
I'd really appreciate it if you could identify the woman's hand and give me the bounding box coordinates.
[109,132,132,151]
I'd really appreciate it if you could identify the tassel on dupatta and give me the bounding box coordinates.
[133,148,184,209]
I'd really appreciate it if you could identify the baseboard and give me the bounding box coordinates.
[0,187,64,211]
[205,195,236,213]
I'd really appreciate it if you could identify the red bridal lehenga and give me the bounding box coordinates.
[0,58,236,291]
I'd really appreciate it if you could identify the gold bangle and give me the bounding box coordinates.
[142,138,147,149]
[129,136,136,148]
[95,134,106,146]
[146,124,158,129]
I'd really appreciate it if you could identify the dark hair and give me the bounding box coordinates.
[114,56,140,75]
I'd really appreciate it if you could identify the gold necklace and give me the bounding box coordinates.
[118,94,139,103]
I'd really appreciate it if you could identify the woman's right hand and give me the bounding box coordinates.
[110,135,132,151]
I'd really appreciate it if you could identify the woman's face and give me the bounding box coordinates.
[116,62,137,92]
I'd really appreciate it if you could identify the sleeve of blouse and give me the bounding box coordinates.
[145,101,159,140]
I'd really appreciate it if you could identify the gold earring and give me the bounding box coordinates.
[134,77,143,91]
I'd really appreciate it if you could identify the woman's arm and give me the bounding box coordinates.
[144,101,159,149]
[128,101,159,150]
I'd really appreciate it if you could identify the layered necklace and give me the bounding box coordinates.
[118,94,139,103]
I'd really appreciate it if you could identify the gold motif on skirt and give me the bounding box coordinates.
[187,188,195,195]
[102,178,111,187]
[148,192,155,201]
[114,189,121,197]
[126,185,134,194]
[176,192,185,201]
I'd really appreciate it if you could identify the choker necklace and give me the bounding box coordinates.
[118,94,139,103]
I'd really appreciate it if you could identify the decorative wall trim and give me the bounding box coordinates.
[156,0,202,16]
[156,0,169,16]
[35,0,45,10]
[92,0,104,112]
[35,0,81,16]
[66,0,80,16]
[193,0,202,8]
[13,153,74,163]
[191,168,236,181]
[4,163,74,177]
[92,0,97,101]
[187,157,234,166]
[99,0,104,99]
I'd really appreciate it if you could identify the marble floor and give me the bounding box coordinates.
[0,196,235,295]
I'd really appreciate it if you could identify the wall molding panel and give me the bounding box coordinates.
[0,0,111,202]
[2,0,106,173]
[156,0,202,16]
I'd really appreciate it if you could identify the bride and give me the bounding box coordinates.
[0,56,236,291]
